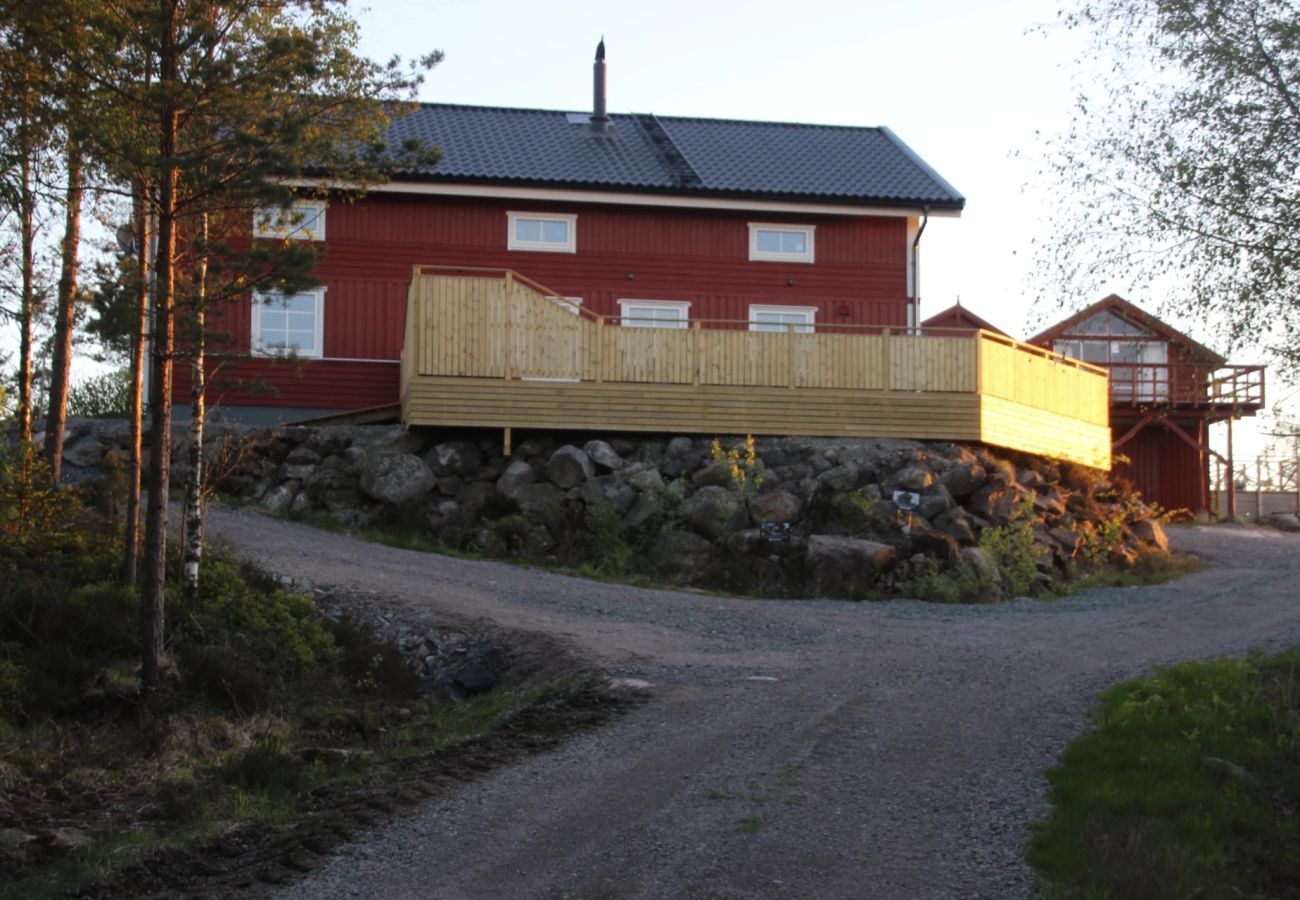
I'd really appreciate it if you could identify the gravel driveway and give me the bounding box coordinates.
[205,507,1300,900]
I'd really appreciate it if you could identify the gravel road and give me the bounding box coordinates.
[204,507,1300,900]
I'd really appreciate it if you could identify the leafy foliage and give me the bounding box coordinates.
[66,367,130,418]
[1040,0,1300,373]
[979,497,1039,596]
[709,435,764,498]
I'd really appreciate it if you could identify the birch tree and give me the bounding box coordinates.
[1039,0,1300,372]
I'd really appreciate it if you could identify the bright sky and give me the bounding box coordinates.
[351,0,1295,461]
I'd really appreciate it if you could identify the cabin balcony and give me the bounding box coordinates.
[400,266,1113,469]
[1105,363,1265,415]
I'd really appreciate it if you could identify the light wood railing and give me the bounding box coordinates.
[402,266,1112,466]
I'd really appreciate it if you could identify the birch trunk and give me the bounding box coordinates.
[182,212,207,603]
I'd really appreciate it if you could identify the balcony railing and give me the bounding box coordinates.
[1105,363,1265,408]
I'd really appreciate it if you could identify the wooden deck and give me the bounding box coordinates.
[400,267,1112,468]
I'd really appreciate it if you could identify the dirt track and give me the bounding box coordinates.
[205,508,1300,900]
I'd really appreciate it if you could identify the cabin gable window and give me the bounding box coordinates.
[617,299,690,329]
[251,288,325,358]
[253,200,326,241]
[748,223,815,263]
[749,304,816,333]
[507,212,577,253]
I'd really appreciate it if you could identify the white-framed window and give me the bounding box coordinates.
[507,211,577,253]
[251,288,325,358]
[749,304,816,333]
[748,223,815,263]
[617,299,690,329]
[253,199,326,241]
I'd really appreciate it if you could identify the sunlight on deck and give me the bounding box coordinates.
[400,267,1111,468]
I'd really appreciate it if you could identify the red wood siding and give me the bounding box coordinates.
[178,192,913,411]
[173,358,399,410]
[1110,417,1209,514]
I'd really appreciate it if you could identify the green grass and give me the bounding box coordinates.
[1027,647,1300,899]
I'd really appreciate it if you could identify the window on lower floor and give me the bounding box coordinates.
[749,304,816,333]
[252,288,324,358]
[617,299,690,329]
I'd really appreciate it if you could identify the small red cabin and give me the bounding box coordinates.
[1031,295,1264,515]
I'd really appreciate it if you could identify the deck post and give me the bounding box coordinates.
[692,320,701,386]
[882,327,891,391]
[596,316,605,383]
[787,323,797,389]
[1256,458,1263,522]
[1226,416,1237,518]
[503,271,515,380]
[503,426,512,458]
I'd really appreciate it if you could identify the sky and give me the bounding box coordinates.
[347,0,1295,462]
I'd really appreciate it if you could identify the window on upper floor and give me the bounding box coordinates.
[253,200,326,241]
[507,212,577,253]
[618,299,690,329]
[748,223,815,263]
[252,288,324,358]
[749,305,816,333]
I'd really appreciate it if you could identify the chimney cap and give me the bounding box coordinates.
[596,37,605,61]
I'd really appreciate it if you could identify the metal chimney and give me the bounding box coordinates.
[592,38,609,132]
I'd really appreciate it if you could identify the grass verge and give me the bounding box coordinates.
[1027,647,1300,899]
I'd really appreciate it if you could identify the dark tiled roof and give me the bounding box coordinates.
[382,103,964,210]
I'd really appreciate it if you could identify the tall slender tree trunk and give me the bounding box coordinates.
[183,212,207,603]
[44,141,84,485]
[17,145,35,445]
[141,0,179,690]
[124,181,149,585]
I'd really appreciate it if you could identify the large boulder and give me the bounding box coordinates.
[940,460,986,497]
[917,484,956,520]
[1130,517,1169,551]
[580,475,637,514]
[360,453,435,505]
[62,435,107,468]
[649,529,715,582]
[908,519,960,562]
[513,482,564,518]
[691,460,735,488]
[583,440,625,471]
[817,464,860,492]
[456,482,497,520]
[805,534,896,597]
[933,507,977,545]
[625,464,666,493]
[496,459,536,498]
[426,440,483,478]
[887,464,936,493]
[684,486,747,541]
[622,491,661,530]
[748,490,803,524]
[545,445,594,489]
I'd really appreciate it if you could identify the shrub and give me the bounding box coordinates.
[979,497,1039,595]
[67,368,131,418]
[709,435,763,497]
[582,499,632,576]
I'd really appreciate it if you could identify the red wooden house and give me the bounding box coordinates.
[181,45,963,422]
[174,46,1115,469]
[1030,295,1264,514]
